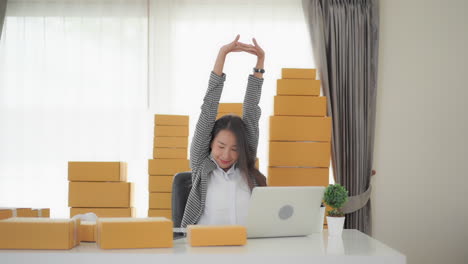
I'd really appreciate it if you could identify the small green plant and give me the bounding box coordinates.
[323,184,349,217]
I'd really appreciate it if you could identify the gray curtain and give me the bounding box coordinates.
[0,0,6,40]
[303,0,379,235]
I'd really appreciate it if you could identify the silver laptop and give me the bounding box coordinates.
[246,186,325,238]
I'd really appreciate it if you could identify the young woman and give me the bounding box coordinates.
[181,35,267,227]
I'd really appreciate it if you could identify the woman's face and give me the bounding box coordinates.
[211,129,239,170]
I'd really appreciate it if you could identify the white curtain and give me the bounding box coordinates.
[0,0,150,218]
[149,0,315,176]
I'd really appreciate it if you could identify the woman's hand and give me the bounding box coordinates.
[237,38,265,61]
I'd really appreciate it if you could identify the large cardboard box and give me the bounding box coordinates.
[97,217,173,249]
[149,176,173,193]
[154,114,189,126]
[149,192,172,209]
[148,159,190,176]
[148,209,172,219]
[154,137,188,148]
[70,207,135,218]
[68,182,133,208]
[269,116,332,142]
[269,141,331,167]
[268,167,329,187]
[282,68,316,79]
[68,162,127,182]
[0,218,79,249]
[277,79,321,96]
[274,96,327,116]
[218,103,243,113]
[187,225,247,246]
[79,221,97,242]
[0,209,13,220]
[154,125,189,137]
[153,148,187,159]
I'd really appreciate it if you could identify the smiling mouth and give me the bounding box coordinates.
[220,159,231,164]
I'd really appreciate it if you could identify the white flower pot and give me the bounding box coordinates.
[326,216,345,237]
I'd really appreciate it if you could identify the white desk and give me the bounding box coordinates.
[0,230,405,264]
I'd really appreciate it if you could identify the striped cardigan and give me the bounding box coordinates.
[180,71,263,228]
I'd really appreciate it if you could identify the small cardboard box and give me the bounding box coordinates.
[16,208,35,217]
[154,125,189,137]
[153,148,187,159]
[154,114,189,126]
[269,116,331,142]
[0,209,13,220]
[148,209,172,219]
[149,176,174,193]
[277,79,321,96]
[187,225,247,246]
[269,141,331,167]
[154,137,188,148]
[0,218,80,249]
[218,103,243,113]
[267,167,329,187]
[31,208,50,217]
[149,192,172,209]
[274,96,327,117]
[70,207,135,218]
[97,217,173,249]
[79,221,97,242]
[68,182,133,208]
[148,159,190,176]
[68,162,127,182]
[281,68,316,79]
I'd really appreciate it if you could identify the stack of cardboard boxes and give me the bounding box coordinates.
[0,208,50,218]
[68,162,134,218]
[149,115,190,219]
[268,68,332,228]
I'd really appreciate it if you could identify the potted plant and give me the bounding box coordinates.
[323,184,348,236]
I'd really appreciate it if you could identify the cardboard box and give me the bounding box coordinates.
[97,217,173,249]
[148,209,172,219]
[16,208,35,217]
[187,225,247,246]
[282,68,316,79]
[149,192,172,209]
[277,79,321,96]
[217,112,242,120]
[149,176,174,192]
[154,114,189,126]
[79,221,97,242]
[269,141,331,167]
[68,162,127,182]
[269,116,332,142]
[218,103,243,113]
[153,148,187,159]
[154,137,188,148]
[0,218,79,249]
[148,159,190,176]
[154,125,189,137]
[0,209,13,220]
[274,96,327,116]
[68,182,133,208]
[267,167,329,187]
[70,207,135,218]
[32,208,50,217]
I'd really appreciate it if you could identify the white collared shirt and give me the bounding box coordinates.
[197,157,251,226]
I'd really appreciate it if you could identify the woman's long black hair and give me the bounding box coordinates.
[210,115,267,190]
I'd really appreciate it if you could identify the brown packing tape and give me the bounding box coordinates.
[149,192,172,209]
[153,148,188,159]
[267,167,329,187]
[269,141,331,167]
[154,125,189,137]
[148,159,190,176]
[68,162,127,182]
[274,96,327,117]
[281,68,316,79]
[97,217,173,249]
[277,79,321,96]
[269,116,332,142]
[154,114,189,126]
[70,207,135,218]
[68,182,133,208]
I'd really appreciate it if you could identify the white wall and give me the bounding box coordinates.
[372,0,468,263]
